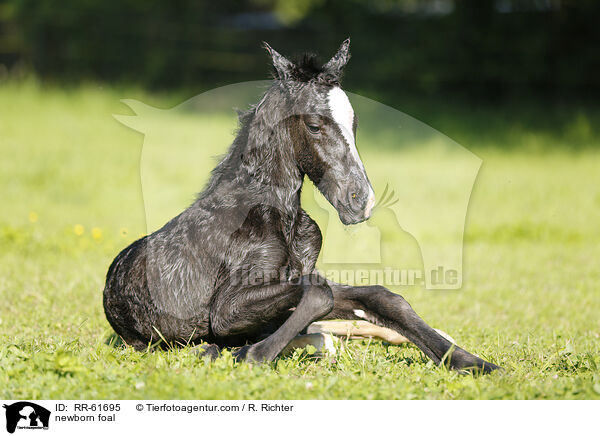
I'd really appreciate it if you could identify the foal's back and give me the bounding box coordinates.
[103,169,301,348]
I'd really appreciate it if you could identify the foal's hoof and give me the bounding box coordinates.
[232,344,267,364]
[456,362,503,375]
[232,344,253,362]
[475,361,503,374]
[449,349,504,375]
[191,344,221,361]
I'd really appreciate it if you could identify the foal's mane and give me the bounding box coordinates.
[274,53,341,86]
[197,83,295,201]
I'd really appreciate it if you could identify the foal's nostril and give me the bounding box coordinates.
[348,191,366,212]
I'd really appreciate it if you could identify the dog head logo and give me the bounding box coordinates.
[115,81,481,299]
[3,402,50,433]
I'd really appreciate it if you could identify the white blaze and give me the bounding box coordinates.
[327,87,362,168]
[327,87,376,218]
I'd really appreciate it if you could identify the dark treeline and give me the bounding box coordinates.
[1,0,599,103]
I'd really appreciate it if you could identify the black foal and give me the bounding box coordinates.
[103,39,500,373]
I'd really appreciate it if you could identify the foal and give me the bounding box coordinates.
[104,39,500,373]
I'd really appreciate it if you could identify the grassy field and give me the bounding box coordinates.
[1,80,600,399]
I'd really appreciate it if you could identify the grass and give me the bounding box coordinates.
[1,79,600,399]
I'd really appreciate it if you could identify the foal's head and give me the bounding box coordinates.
[262,39,375,225]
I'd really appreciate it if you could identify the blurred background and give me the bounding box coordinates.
[2,0,600,97]
[2,0,599,149]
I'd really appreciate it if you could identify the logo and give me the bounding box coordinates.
[3,402,50,433]
[114,80,481,312]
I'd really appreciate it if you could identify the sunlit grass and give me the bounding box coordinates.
[1,80,599,399]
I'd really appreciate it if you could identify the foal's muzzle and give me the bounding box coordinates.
[338,183,376,225]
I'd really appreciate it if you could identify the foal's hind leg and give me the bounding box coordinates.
[322,282,500,373]
[309,320,410,344]
[210,274,334,362]
[308,320,456,345]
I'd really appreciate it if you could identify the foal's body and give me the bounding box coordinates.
[104,40,500,372]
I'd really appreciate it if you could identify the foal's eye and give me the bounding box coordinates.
[307,124,320,134]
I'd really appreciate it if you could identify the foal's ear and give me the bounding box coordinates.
[263,42,295,81]
[323,38,351,78]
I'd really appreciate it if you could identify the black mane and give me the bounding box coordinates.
[289,54,324,81]
[271,52,341,86]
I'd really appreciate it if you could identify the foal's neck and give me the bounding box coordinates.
[200,89,305,225]
[239,102,304,217]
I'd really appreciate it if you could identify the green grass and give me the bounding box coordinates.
[1,79,600,399]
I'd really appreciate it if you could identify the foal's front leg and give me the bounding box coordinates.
[210,274,334,362]
[323,282,501,373]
